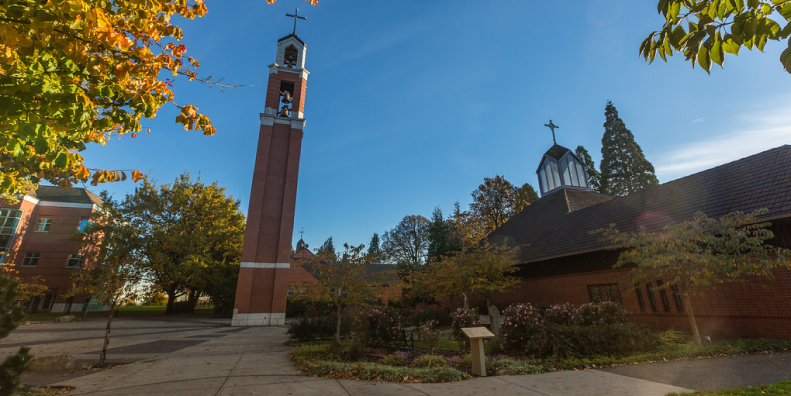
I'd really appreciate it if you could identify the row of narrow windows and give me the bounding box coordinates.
[588,281,684,314]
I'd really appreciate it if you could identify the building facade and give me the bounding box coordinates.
[487,144,791,339]
[0,186,102,313]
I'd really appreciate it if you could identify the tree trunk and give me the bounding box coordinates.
[331,304,342,355]
[100,299,116,366]
[186,290,198,314]
[682,291,702,346]
[165,288,177,314]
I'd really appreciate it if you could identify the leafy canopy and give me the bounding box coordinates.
[0,0,316,200]
[641,0,791,74]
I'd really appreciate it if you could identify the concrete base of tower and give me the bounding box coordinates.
[231,311,286,326]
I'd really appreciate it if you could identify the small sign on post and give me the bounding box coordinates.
[461,327,495,376]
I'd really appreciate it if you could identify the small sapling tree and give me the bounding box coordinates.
[70,192,142,365]
[597,209,791,345]
[297,243,389,354]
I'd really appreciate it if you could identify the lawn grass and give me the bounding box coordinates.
[666,380,791,396]
[22,305,216,321]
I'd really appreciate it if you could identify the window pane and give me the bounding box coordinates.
[576,161,588,187]
[550,161,561,189]
[561,157,571,186]
[568,157,579,186]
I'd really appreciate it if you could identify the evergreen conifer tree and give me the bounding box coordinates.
[0,275,31,396]
[600,101,659,196]
[317,236,336,257]
[366,233,382,262]
[575,145,603,193]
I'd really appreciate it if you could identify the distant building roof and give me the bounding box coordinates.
[27,186,103,206]
[291,249,399,284]
[489,145,791,264]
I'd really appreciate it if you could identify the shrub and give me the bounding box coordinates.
[365,306,404,346]
[286,298,334,318]
[287,304,337,341]
[411,354,448,368]
[460,352,491,368]
[499,302,659,358]
[450,307,481,341]
[418,320,442,350]
[379,354,408,366]
[660,329,690,345]
[409,303,451,327]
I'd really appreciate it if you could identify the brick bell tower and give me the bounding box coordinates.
[232,18,309,326]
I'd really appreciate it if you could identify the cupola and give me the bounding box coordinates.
[536,144,590,196]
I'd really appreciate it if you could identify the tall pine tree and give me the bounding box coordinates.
[366,233,382,262]
[575,145,603,193]
[600,101,659,196]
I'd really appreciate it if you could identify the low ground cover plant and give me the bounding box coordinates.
[288,301,791,383]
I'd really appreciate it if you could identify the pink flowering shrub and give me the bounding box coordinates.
[408,303,452,327]
[450,307,481,341]
[418,319,442,350]
[365,306,405,346]
[499,302,658,358]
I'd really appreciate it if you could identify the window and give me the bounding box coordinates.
[66,253,83,268]
[78,220,92,232]
[35,218,52,232]
[287,287,296,297]
[0,209,22,263]
[22,252,40,267]
[645,282,658,313]
[671,284,684,313]
[656,280,671,313]
[588,284,622,305]
[635,284,646,313]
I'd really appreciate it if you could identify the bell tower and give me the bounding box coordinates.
[232,17,309,326]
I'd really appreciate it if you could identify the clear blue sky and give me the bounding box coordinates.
[82,0,791,251]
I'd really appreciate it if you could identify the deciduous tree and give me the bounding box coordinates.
[121,173,245,314]
[70,192,142,365]
[640,0,791,74]
[0,0,316,201]
[470,176,538,235]
[297,243,388,354]
[600,101,659,196]
[382,215,430,268]
[597,209,791,345]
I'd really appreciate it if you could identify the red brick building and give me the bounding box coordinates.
[0,186,102,313]
[487,145,791,339]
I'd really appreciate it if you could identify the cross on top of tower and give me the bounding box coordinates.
[544,120,559,145]
[285,8,307,35]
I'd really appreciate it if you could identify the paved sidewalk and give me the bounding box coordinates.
[5,318,786,395]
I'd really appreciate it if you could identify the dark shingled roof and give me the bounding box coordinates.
[489,145,791,264]
[27,186,103,206]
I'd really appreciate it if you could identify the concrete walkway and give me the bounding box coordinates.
[10,318,789,395]
[2,318,696,395]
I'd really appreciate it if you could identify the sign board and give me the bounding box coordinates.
[461,327,494,339]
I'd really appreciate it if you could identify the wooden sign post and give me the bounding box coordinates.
[461,327,495,376]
